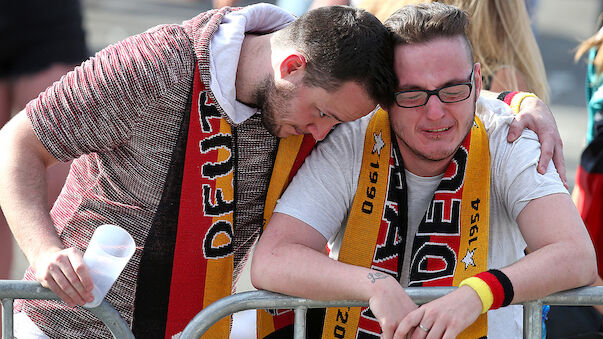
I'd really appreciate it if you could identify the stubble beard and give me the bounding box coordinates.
[253,76,295,137]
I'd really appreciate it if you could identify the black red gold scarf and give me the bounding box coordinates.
[257,133,317,337]
[321,108,490,338]
[162,65,235,338]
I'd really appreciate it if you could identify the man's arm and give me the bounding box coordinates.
[481,90,566,186]
[251,212,418,339]
[396,192,596,338]
[0,112,94,307]
[508,193,596,299]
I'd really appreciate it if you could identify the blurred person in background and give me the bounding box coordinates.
[547,13,603,338]
[0,0,87,280]
[573,15,603,277]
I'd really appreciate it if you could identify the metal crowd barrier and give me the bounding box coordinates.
[0,280,134,339]
[2,280,602,339]
[181,286,603,339]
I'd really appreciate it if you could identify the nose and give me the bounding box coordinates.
[308,120,337,141]
[424,94,445,121]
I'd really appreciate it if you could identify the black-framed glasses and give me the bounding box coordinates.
[394,68,475,108]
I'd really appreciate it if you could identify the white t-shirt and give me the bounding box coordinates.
[274,96,568,338]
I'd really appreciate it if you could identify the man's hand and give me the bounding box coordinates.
[32,247,94,307]
[366,272,418,339]
[507,96,567,187]
[394,286,482,339]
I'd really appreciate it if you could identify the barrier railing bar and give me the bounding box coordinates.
[180,287,454,339]
[180,286,603,339]
[0,280,134,339]
[541,286,603,304]
[3,279,603,339]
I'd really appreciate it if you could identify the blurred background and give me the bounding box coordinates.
[8,0,603,293]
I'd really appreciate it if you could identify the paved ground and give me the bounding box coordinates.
[9,0,603,304]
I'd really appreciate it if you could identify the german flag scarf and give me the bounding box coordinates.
[256,133,317,336]
[162,65,236,338]
[320,108,491,338]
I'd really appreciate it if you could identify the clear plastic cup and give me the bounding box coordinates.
[82,224,135,308]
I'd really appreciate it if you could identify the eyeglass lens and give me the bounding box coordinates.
[396,84,471,107]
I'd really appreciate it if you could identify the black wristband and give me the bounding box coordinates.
[488,269,514,307]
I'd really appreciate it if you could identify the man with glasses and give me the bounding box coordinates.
[251,3,596,339]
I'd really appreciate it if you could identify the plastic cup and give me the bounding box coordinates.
[82,224,135,308]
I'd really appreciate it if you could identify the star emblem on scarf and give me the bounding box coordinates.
[373,131,385,155]
[461,248,476,269]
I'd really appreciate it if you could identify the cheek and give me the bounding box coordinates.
[390,110,415,128]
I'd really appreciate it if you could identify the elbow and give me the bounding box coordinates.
[573,239,598,287]
[250,246,271,291]
[249,260,264,290]
[584,245,598,286]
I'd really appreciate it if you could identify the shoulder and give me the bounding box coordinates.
[476,96,515,134]
[319,108,376,154]
[88,24,197,99]
[479,96,539,169]
[133,24,197,68]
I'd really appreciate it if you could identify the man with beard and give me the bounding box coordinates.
[251,3,596,339]
[0,4,396,338]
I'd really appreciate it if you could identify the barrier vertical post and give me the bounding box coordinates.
[523,300,542,339]
[2,298,13,339]
[294,306,308,339]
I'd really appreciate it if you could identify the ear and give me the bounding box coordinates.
[474,62,482,94]
[279,53,307,79]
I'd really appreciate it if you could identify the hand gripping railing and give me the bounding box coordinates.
[0,280,134,339]
[180,286,603,339]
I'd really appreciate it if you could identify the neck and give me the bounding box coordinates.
[235,33,274,106]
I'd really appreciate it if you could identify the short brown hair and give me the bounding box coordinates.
[274,6,397,107]
[384,2,474,64]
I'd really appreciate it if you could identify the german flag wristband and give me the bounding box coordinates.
[496,91,538,115]
[459,269,514,314]
[459,277,493,313]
